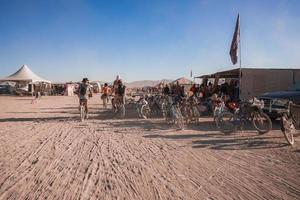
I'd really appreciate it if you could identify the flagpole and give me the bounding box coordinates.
[229,13,241,100]
[238,14,242,100]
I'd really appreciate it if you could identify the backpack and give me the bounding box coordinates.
[118,85,126,95]
[80,84,87,96]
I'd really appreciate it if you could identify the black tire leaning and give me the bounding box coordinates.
[217,111,236,134]
[280,114,295,145]
[252,112,272,134]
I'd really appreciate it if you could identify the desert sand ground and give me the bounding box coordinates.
[0,95,299,200]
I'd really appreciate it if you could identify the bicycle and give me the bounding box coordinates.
[136,97,151,119]
[79,100,87,122]
[162,95,184,130]
[212,96,226,126]
[180,96,201,124]
[214,100,239,128]
[113,96,125,119]
[217,98,272,134]
[147,95,163,117]
[280,101,299,145]
[101,94,109,109]
[188,96,203,123]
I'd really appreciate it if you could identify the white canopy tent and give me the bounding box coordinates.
[0,64,51,83]
[0,64,51,95]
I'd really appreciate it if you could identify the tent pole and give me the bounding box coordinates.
[32,83,34,96]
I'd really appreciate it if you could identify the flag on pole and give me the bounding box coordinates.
[229,14,240,65]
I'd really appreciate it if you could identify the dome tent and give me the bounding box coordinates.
[0,64,51,83]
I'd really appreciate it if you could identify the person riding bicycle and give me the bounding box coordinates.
[112,75,122,108]
[112,75,119,102]
[113,75,121,93]
[101,83,111,109]
[78,78,93,119]
[111,79,126,118]
[114,79,126,105]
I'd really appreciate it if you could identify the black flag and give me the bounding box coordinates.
[230,14,240,65]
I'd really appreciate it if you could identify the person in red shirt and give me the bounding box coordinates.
[190,84,197,96]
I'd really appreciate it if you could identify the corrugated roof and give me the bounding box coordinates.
[195,67,300,79]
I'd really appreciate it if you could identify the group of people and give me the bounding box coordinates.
[162,81,185,97]
[189,80,239,102]
[77,76,239,119]
[160,80,239,111]
[77,75,126,119]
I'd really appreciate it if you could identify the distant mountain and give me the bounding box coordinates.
[125,79,173,88]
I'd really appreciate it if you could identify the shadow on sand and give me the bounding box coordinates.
[191,136,288,150]
[109,119,171,130]
[144,131,289,150]
[2,104,297,151]
[0,116,78,122]
[294,149,300,154]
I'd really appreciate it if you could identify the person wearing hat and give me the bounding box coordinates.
[112,75,125,107]
[112,75,121,93]
[114,79,126,104]
[78,78,93,119]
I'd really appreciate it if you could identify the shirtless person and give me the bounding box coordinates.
[101,83,111,109]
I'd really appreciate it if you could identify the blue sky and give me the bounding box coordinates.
[0,0,299,82]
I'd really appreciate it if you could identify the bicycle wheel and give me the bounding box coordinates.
[80,106,85,122]
[213,106,222,127]
[118,104,125,119]
[252,112,272,134]
[136,105,142,118]
[176,108,184,130]
[103,97,107,109]
[141,105,150,119]
[180,105,188,119]
[161,103,169,122]
[281,114,295,145]
[192,106,200,123]
[217,111,236,134]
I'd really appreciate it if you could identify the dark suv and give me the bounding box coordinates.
[259,85,300,120]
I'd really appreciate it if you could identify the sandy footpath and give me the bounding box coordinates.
[0,95,299,200]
